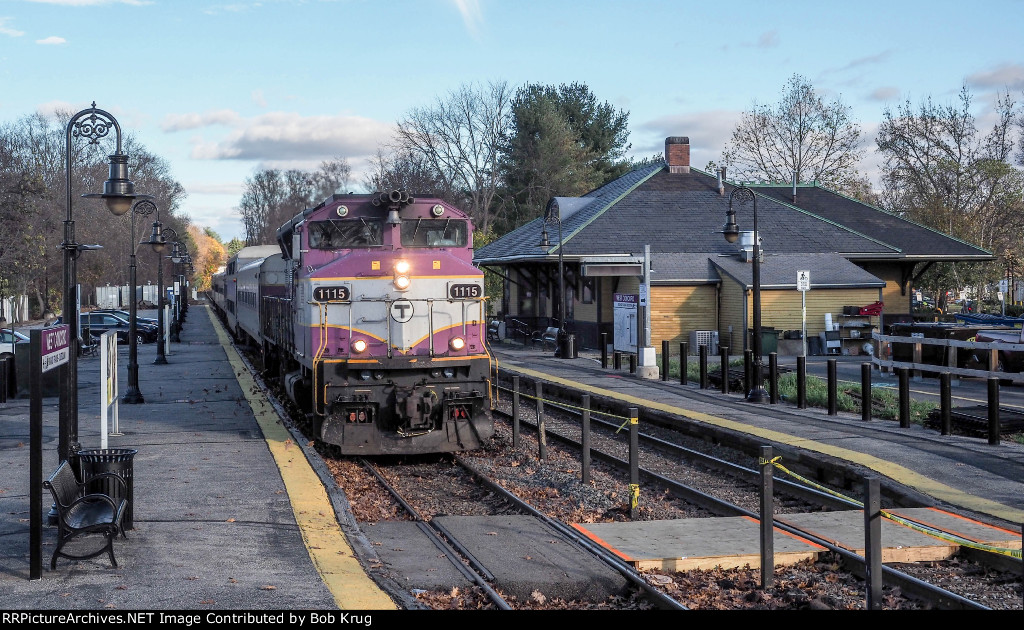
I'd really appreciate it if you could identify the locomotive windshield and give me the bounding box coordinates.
[400,219,468,247]
[308,219,383,249]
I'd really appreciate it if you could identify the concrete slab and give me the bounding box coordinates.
[434,515,630,602]
[574,516,824,571]
[360,521,473,592]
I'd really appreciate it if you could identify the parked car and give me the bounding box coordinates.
[79,312,158,344]
[0,328,30,358]
[89,308,159,327]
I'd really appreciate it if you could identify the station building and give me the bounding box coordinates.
[474,136,994,357]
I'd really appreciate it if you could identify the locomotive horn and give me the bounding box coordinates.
[389,190,402,203]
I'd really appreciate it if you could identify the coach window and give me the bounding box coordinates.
[401,219,467,247]
[308,219,383,249]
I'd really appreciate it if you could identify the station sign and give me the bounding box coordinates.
[41,325,70,373]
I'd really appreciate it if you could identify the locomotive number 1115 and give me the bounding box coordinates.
[312,285,351,302]
[448,283,482,299]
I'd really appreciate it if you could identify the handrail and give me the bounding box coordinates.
[871,331,1024,383]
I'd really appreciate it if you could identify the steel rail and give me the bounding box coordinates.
[454,454,689,610]
[492,405,990,610]
[358,459,511,610]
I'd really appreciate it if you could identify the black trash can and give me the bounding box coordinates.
[78,448,137,529]
[558,333,577,359]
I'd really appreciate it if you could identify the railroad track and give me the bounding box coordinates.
[491,372,1018,610]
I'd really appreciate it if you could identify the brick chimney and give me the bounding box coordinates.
[665,136,690,173]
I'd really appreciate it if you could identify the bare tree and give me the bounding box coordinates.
[394,80,512,233]
[722,74,864,191]
[876,86,1023,309]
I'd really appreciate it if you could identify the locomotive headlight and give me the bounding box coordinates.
[394,259,411,290]
[430,368,442,378]
[431,204,444,217]
[449,336,466,351]
[443,367,455,378]
[336,205,349,217]
[352,339,367,353]
[359,370,372,381]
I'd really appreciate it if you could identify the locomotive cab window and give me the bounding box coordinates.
[308,219,383,249]
[401,219,467,247]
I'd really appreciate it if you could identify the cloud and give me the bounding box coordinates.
[161,110,242,131]
[757,30,779,48]
[36,36,67,45]
[868,86,901,102]
[0,17,25,37]
[251,90,267,108]
[967,63,1024,90]
[25,0,151,6]
[452,0,483,40]
[184,111,395,162]
[637,109,740,168]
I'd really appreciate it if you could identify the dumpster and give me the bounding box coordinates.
[750,328,778,355]
[78,448,137,529]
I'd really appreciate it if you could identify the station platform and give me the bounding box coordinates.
[0,304,401,611]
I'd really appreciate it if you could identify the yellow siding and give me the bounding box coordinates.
[650,286,718,347]
[718,278,745,354]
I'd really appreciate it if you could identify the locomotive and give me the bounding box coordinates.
[209,190,494,455]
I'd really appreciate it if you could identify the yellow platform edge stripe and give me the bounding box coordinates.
[507,364,1024,525]
[207,306,397,610]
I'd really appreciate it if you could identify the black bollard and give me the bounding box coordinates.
[536,381,547,460]
[988,377,1000,445]
[601,333,608,369]
[581,394,591,485]
[759,446,775,589]
[861,363,872,422]
[744,349,753,398]
[797,355,806,409]
[865,477,882,610]
[613,351,621,371]
[699,344,708,389]
[628,353,637,374]
[827,359,837,416]
[769,353,778,404]
[662,340,669,382]
[680,342,688,386]
[629,408,639,519]
[511,376,520,449]
[940,372,952,436]
[720,346,730,394]
[899,367,910,428]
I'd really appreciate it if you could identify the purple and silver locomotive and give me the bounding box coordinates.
[212,190,494,455]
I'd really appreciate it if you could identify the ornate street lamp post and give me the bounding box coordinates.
[722,185,770,403]
[169,243,184,343]
[60,103,146,463]
[122,199,156,403]
[141,217,173,364]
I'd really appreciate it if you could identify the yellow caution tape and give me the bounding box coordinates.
[767,458,1022,560]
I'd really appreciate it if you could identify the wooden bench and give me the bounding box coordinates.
[43,460,127,569]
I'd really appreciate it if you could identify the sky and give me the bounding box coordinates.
[1,0,1022,242]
